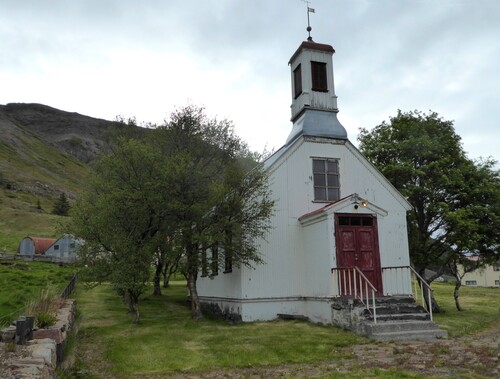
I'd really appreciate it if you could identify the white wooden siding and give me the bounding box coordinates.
[198,136,413,320]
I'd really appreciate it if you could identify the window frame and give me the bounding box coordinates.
[312,158,340,202]
[211,244,219,276]
[311,61,328,92]
[293,64,302,99]
[201,248,208,277]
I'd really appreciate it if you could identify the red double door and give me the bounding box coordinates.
[335,214,383,294]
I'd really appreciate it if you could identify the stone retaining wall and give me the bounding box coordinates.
[0,299,76,378]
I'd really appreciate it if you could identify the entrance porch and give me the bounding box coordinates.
[330,266,448,341]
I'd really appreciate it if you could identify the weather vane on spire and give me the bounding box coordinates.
[301,0,315,41]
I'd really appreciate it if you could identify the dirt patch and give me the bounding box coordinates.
[170,322,500,378]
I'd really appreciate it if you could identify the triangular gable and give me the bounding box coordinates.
[263,136,304,172]
[344,140,412,211]
[298,193,388,227]
[264,136,412,212]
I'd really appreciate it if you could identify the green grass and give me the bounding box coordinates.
[69,282,366,378]
[0,190,67,252]
[67,283,451,379]
[432,282,500,337]
[0,260,78,326]
[65,280,500,378]
[0,126,91,252]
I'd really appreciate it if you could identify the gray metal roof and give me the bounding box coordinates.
[286,108,348,145]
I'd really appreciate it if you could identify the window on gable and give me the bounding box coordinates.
[293,64,302,99]
[54,245,59,250]
[311,61,327,92]
[313,158,340,201]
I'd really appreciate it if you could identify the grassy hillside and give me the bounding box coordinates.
[0,190,67,252]
[0,260,78,326]
[0,104,109,252]
[0,124,91,196]
[0,127,91,252]
[0,103,146,252]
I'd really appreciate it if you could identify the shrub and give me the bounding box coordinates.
[36,312,57,328]
[26,288,60,328]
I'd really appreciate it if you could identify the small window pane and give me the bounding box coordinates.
[313,159,325,173]
[339,217,349,226]
[327,160,338,173]
[350,217,361,226]
[362,218,373,226]
[327,188,339,201]
[314,188,326,201]
[327,174,339,187]
[314,173,326,186]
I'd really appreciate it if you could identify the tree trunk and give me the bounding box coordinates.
[422,285,441,314]
[133,302,140,323]
[123,291,134,314]
[162,263,170,288]
[128,290,141,323]
[187,269,203,320]
[454,280,463,311]
[153,258,164,296]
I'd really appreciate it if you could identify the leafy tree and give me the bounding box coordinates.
[154,105,274,319]
[358,110,499,311]
[69,105,274,322]
[69,138,174,323]
[52,193,71,216]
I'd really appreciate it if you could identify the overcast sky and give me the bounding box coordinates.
[1,0,498,162]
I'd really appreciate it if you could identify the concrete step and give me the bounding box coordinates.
[366,313,430,322]
[374,296,416,305]
[365,320,439,334]
[375,304,427,315]
[367,328,448,341]
[364,320,448,341]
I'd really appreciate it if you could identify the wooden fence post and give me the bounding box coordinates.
[26,316,35,340]
[15,317,27,345]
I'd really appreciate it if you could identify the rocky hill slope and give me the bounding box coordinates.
[0,103,143,252]
[1,103,117,164]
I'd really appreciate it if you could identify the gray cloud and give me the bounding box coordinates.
[0,0,498,162]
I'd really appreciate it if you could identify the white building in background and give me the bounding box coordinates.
[461,261,500,287]
[44,235,81,262]
[197,36,413,324]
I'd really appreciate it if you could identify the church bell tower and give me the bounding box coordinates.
[286,16,347,145]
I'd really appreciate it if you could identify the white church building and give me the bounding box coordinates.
[197,35,445,339]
